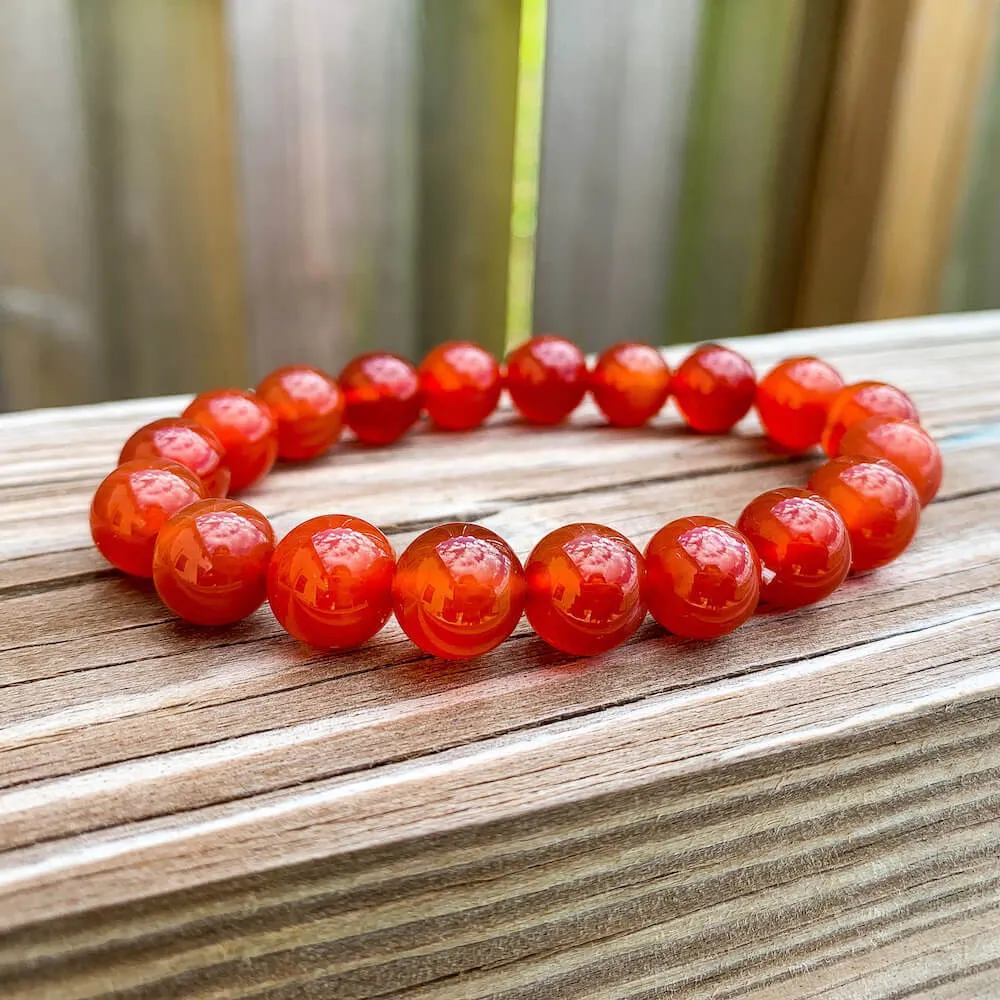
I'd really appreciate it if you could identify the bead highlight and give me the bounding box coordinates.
[525,523,646,656]
[644,517,761,639]
[267,515,396,649]
[90,459,205,577]
[393,523,526,658]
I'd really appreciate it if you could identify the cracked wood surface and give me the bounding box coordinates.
[1,313,999,998]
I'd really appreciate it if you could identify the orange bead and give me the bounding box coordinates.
[392,523,525,659]
[672,344,756,434]
[821,381,918,457]
[525,523,645,656]
[183,389,278,492]
[755,356,844,452]
[267,515,396,649]
[736,488,851,608]
[419,342,502,431]
[90,459,205,577]
[837,416,942,507]
[256,365,344,461]
[119,418,231,496]
[505,335,587,425]
[339,352,422,445]
[643,516,760,639]
[153,499,275,626]
[590,342,672,427]
[808,457,920,573]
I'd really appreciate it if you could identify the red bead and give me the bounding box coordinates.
[736,488,851,608]
[419,342,503,431]
[672,344,756,434]
[183,390,278,492]
[821,381,918,457]
[256,365,344,461]
[755,356,845,452]
[267,515,396,649]
[808,457,920,573]
[837,416,942,507]
[119,418,231,496]
[153,499,275,625]
[90,459,205,577]
[505,335,588,425]
[339,352,422,445]
[525,523,646,656]
[590,342,672,427]
[392,523,525,659]
[643,516,760,639]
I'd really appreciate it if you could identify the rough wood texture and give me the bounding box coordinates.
[1,314,999,998]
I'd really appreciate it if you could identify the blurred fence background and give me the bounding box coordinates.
[2,0,999,412]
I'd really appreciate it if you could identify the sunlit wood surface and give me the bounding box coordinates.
[1,314,999,997]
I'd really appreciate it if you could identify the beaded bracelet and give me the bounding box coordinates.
[89,337,943,660]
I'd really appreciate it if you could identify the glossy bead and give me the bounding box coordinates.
[182,389,278,492]
[392,523,525,659]
[525,523,645,656]
[338,352,422,445]
[821,381,919,457]
[119,418,231,496]
[736,487,851,608]
[837,416,942,507]
[672,344,757,434]
[419,342,503,431]
[755,356,845,452]
[643,517,760,639]
[808,457,920,573]
[505,335,588,425]
[90,459,205,577]
[590,342,672,428]
[256,365,344,461]
[267,515,396,649]
[153,499,275,625]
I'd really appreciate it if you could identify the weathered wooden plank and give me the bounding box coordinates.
[228,0,420,374]
[0,0,104,410]
[74,0,249,398]
[0,313,997,997]
[418,0,522,356]
[532,0,702,350]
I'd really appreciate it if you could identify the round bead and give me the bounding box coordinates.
[736,487,851,608]
[672,344,756,434]
[643,516,760,639]
[755,356,845,452]
[267,515,396,649]
[590,342,672,428]
[821,381,919,457]
[118,418,231,496]
[808,457,920,573]
[505,335,588,425]
[256,365,344,461]
[153,499,275,625]
[837,416,942,507]
[90,459,205,577]
[338,352,422,446]
[392,523,525,659]
[418,342,503,431]
[525,523,646,656]
[182,389,278,492]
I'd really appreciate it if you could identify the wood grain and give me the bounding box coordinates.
[1,314,999,997]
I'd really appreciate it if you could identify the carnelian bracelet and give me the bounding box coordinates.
[89,337,943,659]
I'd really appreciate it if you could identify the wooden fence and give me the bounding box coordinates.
[1,0,998,411]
